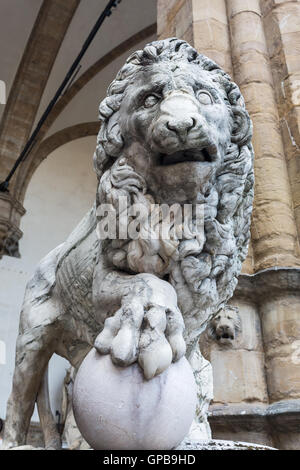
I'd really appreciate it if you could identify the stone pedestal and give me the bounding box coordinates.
[177,438,276,450]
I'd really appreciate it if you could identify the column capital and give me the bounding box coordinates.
[0,191,25,258]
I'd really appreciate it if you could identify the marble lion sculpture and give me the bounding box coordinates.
[3,38,254,449]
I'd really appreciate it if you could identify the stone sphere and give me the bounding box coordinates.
[73,349,197,450]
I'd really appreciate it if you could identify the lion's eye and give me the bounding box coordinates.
[144,94,159,108]
[197,91,213,105]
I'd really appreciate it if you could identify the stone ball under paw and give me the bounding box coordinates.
[73,349,197,450]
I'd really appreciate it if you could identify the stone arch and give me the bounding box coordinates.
[0,0,80,180]
[13,24,156,202]
[17,122,99,205]
[0,23,156,258]
[0,24,156,258]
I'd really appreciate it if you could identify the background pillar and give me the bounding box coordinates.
[0,0,80,258]
[157,0,232,75]
[227,0,300,271]
[261,0,300,250]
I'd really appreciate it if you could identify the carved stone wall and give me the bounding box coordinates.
[158,0,300,450]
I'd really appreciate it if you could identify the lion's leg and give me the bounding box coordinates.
[186,342,213,441]
[3,323,56,449]
[37,365,61,449]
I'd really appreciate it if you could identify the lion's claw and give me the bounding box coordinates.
[111,324,138,366]
[94,301,185,379]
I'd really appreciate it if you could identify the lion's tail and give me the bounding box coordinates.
[36,365,61,449]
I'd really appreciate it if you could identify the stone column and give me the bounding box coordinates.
[227,0,300,271]
[261,0,300,247]
[157,0,232,74]
[255,269,300,450]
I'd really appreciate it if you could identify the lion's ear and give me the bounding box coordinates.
[231,106,252,147]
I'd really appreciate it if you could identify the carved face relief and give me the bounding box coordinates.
[208,308,241,346]
[118,63,232,203]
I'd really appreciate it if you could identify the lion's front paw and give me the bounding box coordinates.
[94,300,186,380]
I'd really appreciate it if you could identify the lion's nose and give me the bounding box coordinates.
[166,117,196,141]
[219,325,230,333]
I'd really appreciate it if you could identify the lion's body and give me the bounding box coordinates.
[19,207,100,366]
[3,38,254,449]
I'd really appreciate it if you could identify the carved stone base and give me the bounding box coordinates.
[176,439,276,450]
[208,400,300,450]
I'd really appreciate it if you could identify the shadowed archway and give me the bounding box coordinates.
[13,24,156,202]
[18,122,99,204]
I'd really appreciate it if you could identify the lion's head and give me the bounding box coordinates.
[208,306,242,346]
[94,38,252,203]
[93,38,254,344]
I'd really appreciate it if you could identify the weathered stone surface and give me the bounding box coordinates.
[201,296,267,411]
[209,402,274,447]
[207,268,300,448]
[0,192,25,257]
[174,0,193,38]
[60,367,90,450]
[204,306,242,347]
[157,0,188,37]
[211,350,268,403]
[201,299,268,406]
[209,398,300,450]
[260,294,300,402]
[3,38,254,449]
[227,0,261,18]
[228,0,300,271]
[261,0,300,245]
[176,438,276,450]
[266,357,300,401]
[158,0,232,75]
[192,0,228,24]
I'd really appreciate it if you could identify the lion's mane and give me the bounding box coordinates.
[94,38,254,343]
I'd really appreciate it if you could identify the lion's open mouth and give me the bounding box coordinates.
[160,148,213,166]
[216,333,234,341]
